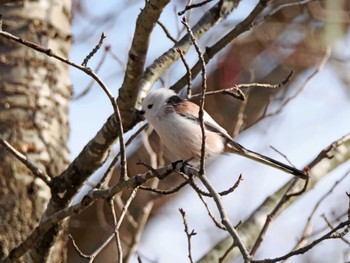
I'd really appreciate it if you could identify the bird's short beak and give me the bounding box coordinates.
[136,109,145,121]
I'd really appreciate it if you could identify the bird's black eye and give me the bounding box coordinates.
[147,104,153,109]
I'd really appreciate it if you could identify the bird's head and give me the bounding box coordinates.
[140,89,177,120]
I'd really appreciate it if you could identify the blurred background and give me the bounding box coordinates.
[67,0,350,262]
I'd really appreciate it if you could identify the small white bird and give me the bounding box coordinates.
[139,88,308,179]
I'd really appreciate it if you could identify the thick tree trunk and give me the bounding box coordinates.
[0,0,72,261]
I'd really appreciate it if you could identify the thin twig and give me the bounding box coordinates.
[175,173,228,230]
[2,30,127,177]
[139,179,189,196]
[257,47,331,122]
[68,234,90,259]
[114,195,138,229]
[108,199,122,263]
[96,123,148,189]
[250,178,308,256]
[0,135,51,186]
[178,0,214,16]
[219,242,236,263]
[292,169,350,250]
[252,219,350,263]
[189,174,243,197]
[88,189,139,263]
[219,174,243,196]
[181,17,207,175]
[253,0,316,27]
[176,48,192,98]
[0,30,116,107]
[190,70,294,101]
[157,20,177,43]
[123,188,157,262]
[269,145,295,167]
[117,189,138,261]
[195,190,226,230]
[308,210,348,240]
[81,32,106,67]
[198,173,252,261]
[123,127,162,262]
[232,89,251,137]
[88,236,113,263]
[74,45,110,100]
[179,208,196,263]
[112,101,127,182]
[322,214,350,245]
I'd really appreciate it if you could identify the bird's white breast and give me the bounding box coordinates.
[149,111,225,161]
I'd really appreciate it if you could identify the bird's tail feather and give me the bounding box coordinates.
[226,140,308,179]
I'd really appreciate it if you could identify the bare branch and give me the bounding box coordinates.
[257,47,331,122]
[118,0,171,129]
[219,174,243,196]
[219,242,236,263]
[73,190,139,263]
[293,169,350,250]
[253,0,316,26]
[252,219,350,263]
[157,20,177,43]
[114,100,127,182]
[322,214,350,245]
[0,30,115,106]
[232,89,251,137]
[189,174,243,197]
[195,190,226,230]
[0,135,51,186]
[269,145,295,167]
[123,196,156,262]
[81,32,106,67]
[96,123,148,189]
[190,71,294,102]
[68,234,90,259]
[179,208,197,263]
[178,0,214,16]
[139,179,190,196]
[114,195,138,228]
[124,129,160,262]
[176,48,193,98]
[181,16,207,174]
[114,189,138,263]
[74,45,110,100]
[108,199,122,263]
[4,195,95,262]
[198,173,251,261]
[250,178,308,256]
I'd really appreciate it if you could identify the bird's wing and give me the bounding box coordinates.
[168,96,245,151]
[168,97,227,132]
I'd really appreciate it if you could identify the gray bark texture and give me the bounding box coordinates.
[0,0,72,262]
